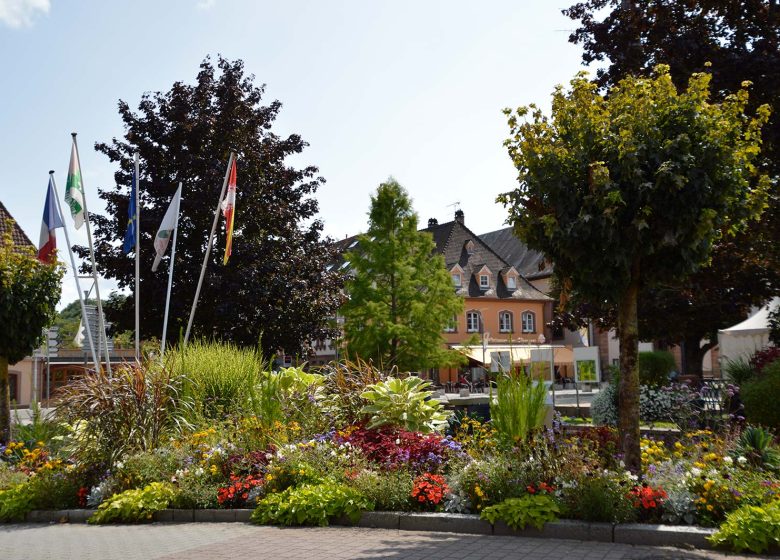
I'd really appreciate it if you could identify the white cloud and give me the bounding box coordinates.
[196,0,215,11]
[0,0,50,28]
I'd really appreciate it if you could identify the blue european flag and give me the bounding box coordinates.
[123,170,137,254]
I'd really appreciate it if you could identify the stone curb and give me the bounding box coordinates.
[20,509,736,553]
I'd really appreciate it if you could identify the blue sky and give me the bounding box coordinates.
[0,0,597,307]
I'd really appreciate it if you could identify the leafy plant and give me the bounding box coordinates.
[88,482,176,524]
[0,469,81,521]
[710,500,780,554]
[251,482,373,526]
[638,351,676,387]
[360,376,449,433]
[742,363,780,430]
[723,357,756,386]
[351,470,415,512]
[480,494,560,530]
[55,364,191,466]
[489,372,548,444]
[735,426,780,471]
[318,358,385,425]
[559,472,636,523]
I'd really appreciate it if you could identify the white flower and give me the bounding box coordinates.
[115,461,124,470]
[395,439,401,445]
[723,456,733,465]
[737,456,748,465]
[195,467,204,476]
[690,467,702,477]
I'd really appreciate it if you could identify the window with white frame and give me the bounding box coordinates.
[499,311,513,333]
[451,273,462,287]
[444,315,457,333]
[479,274,490,289]
[506,275,517,290]
[466,311,481,333]
[521,311,535,333]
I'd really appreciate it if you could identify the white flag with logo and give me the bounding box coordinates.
[152,185,182,272]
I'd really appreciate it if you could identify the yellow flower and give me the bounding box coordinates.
[298,469,305,476]
[266,474,274,481]
[209,465,218,475]
[706,505,714,512]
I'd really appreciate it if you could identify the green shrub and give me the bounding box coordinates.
[638,351,676,387]
[480,495,560,530]
[0,470,81,521]
[360,377,449,433]
[0,465,27,491]
[559,473,636,523]
[735,426,780,471]
[170,474,222,510]
[251,482,373,526]
[710,500,780,554]
[723,357,756,386]
[114,448,182,492]
[490,372,548,444]
[351,470,415,511]
[742,362,780,430]
[88,482,176,524]
[0,484,35,522]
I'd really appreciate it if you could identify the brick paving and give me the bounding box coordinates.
[0,523,770,560]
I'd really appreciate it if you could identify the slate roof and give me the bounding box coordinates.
[421,219,551,302]
[478,226,553,280]
[0,201,35,250]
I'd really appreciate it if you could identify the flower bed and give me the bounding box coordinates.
[2,346,780,554]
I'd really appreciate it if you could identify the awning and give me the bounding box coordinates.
[451,344,573,366]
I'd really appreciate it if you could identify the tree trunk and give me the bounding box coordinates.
[0,355,9,445]
[618,266,641,472]
[682,336,714,380]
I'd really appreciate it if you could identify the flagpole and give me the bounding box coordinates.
[183,152,235,346]
[161,183,182,357]
[50,171,100,370]
[134,152,140,361]
[71,133,112,378]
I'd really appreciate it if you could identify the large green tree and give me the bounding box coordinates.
[342,179,464,372]
[562,0,780,372]
[75,57,344,356]
[0,226,62,443]
[499,68,769,470]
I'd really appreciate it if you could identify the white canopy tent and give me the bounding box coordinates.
[718,298,779,363]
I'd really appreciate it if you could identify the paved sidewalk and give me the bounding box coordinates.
[0,523,768,560]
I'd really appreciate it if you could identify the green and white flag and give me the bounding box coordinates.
[152,184,182,272]
[65,141,86,229]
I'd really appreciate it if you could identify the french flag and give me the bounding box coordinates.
[38,176,64,263]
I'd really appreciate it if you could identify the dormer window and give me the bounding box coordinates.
[507,276,517,290]
[480,274,490,289]
[452,273,462,287]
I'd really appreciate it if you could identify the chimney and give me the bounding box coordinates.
[428,218,438,228]
[454,209,464,224]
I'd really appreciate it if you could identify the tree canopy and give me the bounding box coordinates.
[499,67,769,469]
[563,0,780,373]
[342,179,464,372]
[0,224,62,443]
[75,56,344,356]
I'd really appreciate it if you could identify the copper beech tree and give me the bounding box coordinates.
[499,67,769,470]
[76,57,344,356]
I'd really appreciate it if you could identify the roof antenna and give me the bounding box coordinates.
[446,201,461,212]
